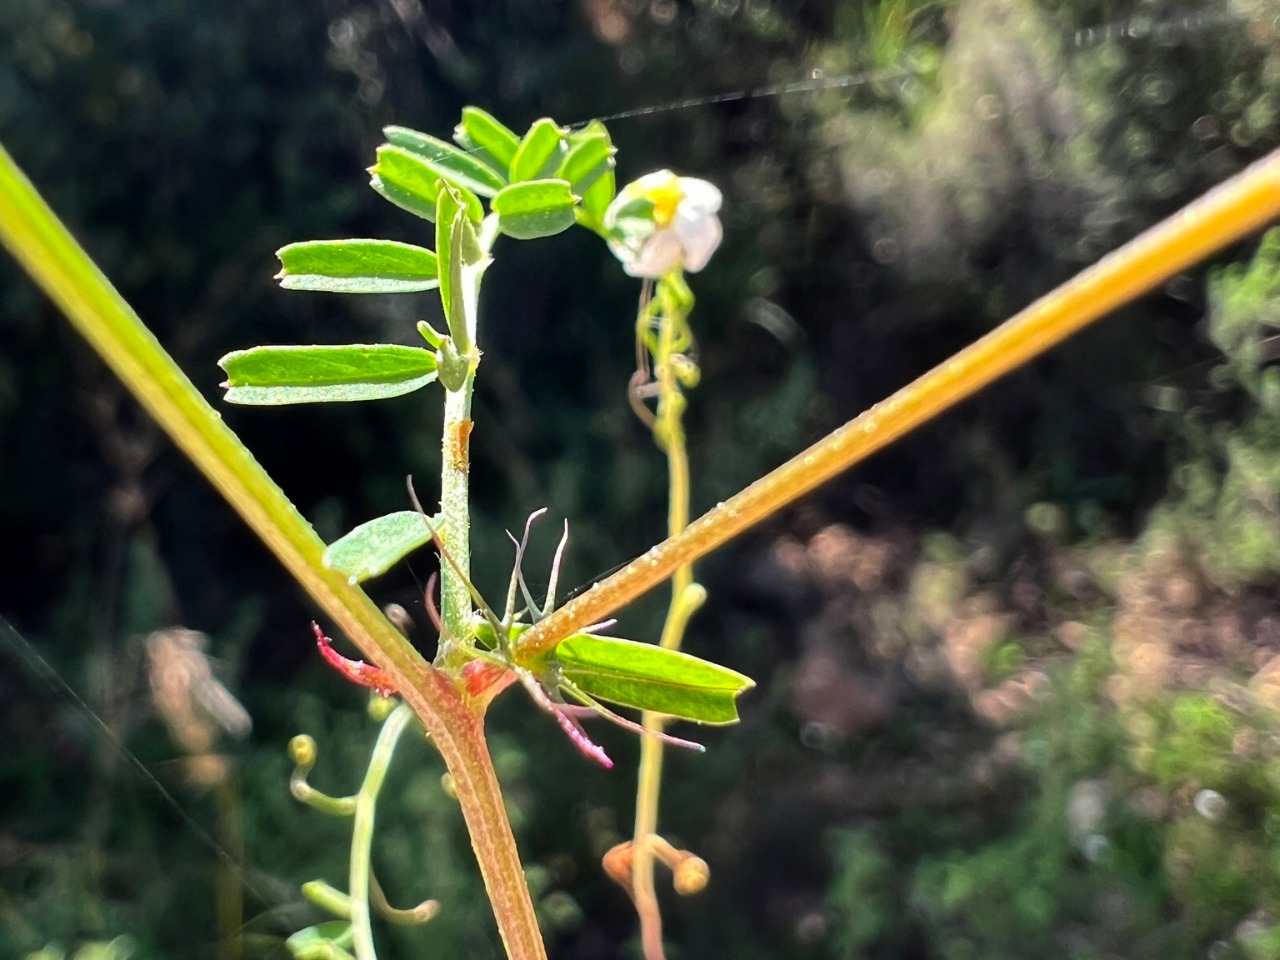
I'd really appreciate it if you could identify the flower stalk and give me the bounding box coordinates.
[350,704,417,960]
[630,273,706,959]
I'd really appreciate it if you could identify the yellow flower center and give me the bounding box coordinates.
[648,179,684,228]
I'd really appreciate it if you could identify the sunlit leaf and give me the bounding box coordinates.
[509,118,567,184]
[219,344,438,405]
[453,107,520,175]
[275,239,439,294]
[570,121,616,230]
[384,125,507,198]
[557,132,615,199]
[553,634,754,724]
[369,146,483,223]
[323,510,444,583]
[491,179,579,240]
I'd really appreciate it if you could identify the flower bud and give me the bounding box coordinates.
[289,734,317,769]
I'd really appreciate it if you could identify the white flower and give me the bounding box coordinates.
[603,170,723,279]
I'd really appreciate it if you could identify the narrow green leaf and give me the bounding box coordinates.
[323,510,445,583]
[219,344,438,405]
[369,146,483,224]
[491,179,579,240]
[509,118,567,184]
[453,107,520,175]
[557,133,615,198]
[275,239,439,294]
[570,121,616,229]
[384,125,507,198]
[554,635,755,724]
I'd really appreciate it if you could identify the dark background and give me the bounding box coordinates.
[4,0,1280,957]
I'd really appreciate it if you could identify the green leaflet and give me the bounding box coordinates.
[557,132,614,199]
[323,510,445,584]
[568,120,616,230]
[369,145,483,224]
[435,184,486,360]
[275,239,438,294]
[383,124,507,197]
[218,344,438,405]
[491,179,579,240]
[553,634,754,725]
[453,106,521,175]
[509,118,567,184]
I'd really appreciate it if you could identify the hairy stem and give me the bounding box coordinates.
[0,143,545,960]
[398,672,545,960]
[516,146,1280,660]
[439,370,476,645]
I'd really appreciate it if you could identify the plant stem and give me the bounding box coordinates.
[438,369,475,646]
[351,704,416,960]
[633,276,697,960]
[398,672,545,960]
[517,145,1280,659]
[0,143,546,960]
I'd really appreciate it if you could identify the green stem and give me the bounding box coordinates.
[0,143,545,960]
[436,211,489,662]
[351,705,416,960]
[438,369,475,646]
[633,275,699,960]
[517,145,1280,659]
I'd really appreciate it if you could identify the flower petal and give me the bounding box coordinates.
[674,207,722,273]
[626,228,685,278]
[677,177,722,216]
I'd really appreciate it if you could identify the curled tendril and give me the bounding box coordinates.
[289,734,357,816]
[303,878,441,926]
[601,836,710,898]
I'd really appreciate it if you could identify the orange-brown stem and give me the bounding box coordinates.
[398,672,545,960]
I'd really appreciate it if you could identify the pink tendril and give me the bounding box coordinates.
[550,707,614,769]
